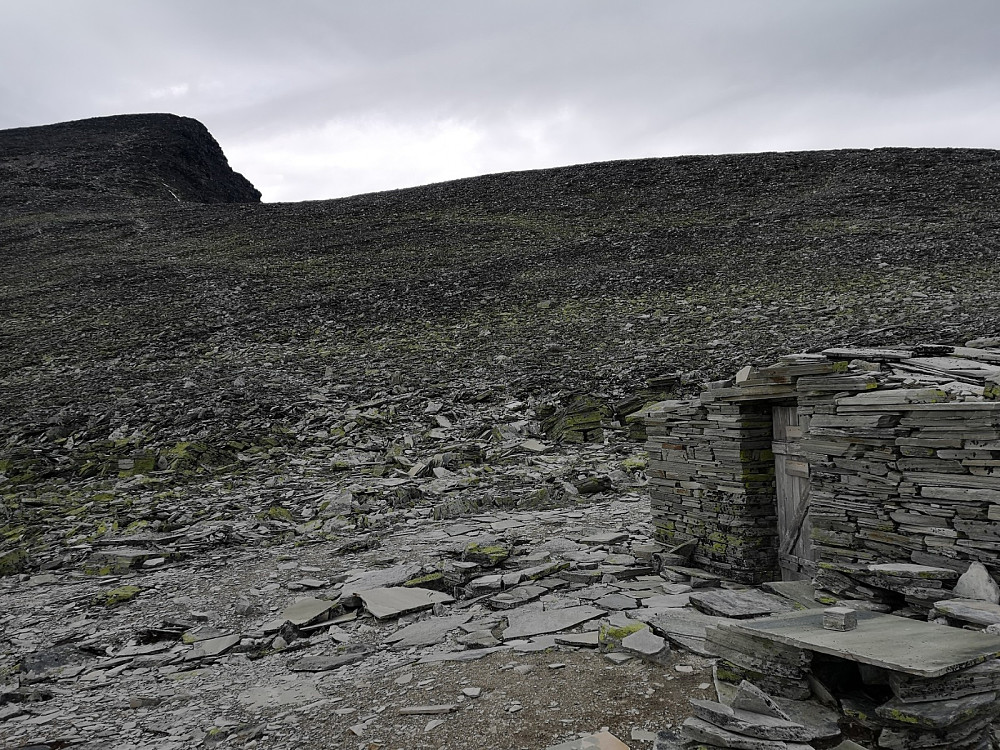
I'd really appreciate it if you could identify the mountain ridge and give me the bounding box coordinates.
[0,112,261,207]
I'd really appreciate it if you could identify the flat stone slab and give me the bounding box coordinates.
[642,593,691,609]
[544,731,629,750]
[520,438,550,453]
[689,699,813,741]
[516,561,569,580]
[384,613,473,649]
[603,554,636,566]
[690,589,796,619]
[344,563,424,593]
[575,585,616,601]
[681,716,811,750]
[275,597,337,627]
[554,632,600,648]
[643,608,728,656]
[875,691,999,728]
[576,532,629,546]
[620,627,670,665]
[771,698,841,743]
[289,651,369,672]
[889,658,1000,703]
[116,642,172,658]
[558,569,604,584]
[731,610,1000,678]
[458,629,500,649]
[511,635,558,652]
[662,566,722,588]
[731,680,789,719]
[357,587,454,620]
[761,580,824,610]
[192,634,240,658]
[181,625,232,644]
[239,680,323,709]
[487,585,547,610]
[417,646,510,663]
[660,583,694,595]
[503,605,605,639]
[595,593,639,610]
[867,563,959,580]
[934,598,1000,626]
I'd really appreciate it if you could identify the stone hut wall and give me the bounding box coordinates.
[801,386,1000,577]
[645,345,1000,589]
[645,399,780,584]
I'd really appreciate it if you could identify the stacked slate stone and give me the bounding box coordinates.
[705,622,1000,750]
[680,680,826,749]
[873,662,1000,750]
[705,622,812,700]
[813,562,960,617]
[645,399,781,584]
[800,361,1000,589]
[617,371,682,441]
[540,394,612,443]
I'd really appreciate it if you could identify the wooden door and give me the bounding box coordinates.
[772,406,814,580]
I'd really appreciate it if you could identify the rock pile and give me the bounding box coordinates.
[0,498,734,749]
[10,474,1000,749]
[541,395,613,444]
[0,389,643,580]
[874,669,1000,750]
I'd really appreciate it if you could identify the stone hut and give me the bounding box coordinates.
[643,340,1000,587]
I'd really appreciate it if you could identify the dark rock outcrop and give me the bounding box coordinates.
[0,113,260,207]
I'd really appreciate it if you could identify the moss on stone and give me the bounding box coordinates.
[621,454,648,472]
[83,565,114,576]
[0,547,28,576]
[95,585,142,607]
[464,542,509,566]
[598,620,646,651]
[403,572,445,589]
[257,505,293,523]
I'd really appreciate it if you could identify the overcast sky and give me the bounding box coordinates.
[4,1,1000,202]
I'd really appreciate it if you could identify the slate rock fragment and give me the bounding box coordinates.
[620,626,671,665]
[503,605,604,639]
[952,562,1000,604]
[730,680,790,720]
[689,699,813,741]
[357,587,454,619]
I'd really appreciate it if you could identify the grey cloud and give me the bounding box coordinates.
[4,1,1000,200]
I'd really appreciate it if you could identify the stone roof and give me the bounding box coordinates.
[693,338,1000,405]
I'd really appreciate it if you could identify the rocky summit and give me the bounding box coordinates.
[1,114,999,750]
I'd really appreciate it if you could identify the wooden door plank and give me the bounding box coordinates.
[773,405,814,581]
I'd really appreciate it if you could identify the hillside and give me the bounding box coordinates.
[1,114,997,569]
[3,120,999,486]
[2,114,1000,750]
